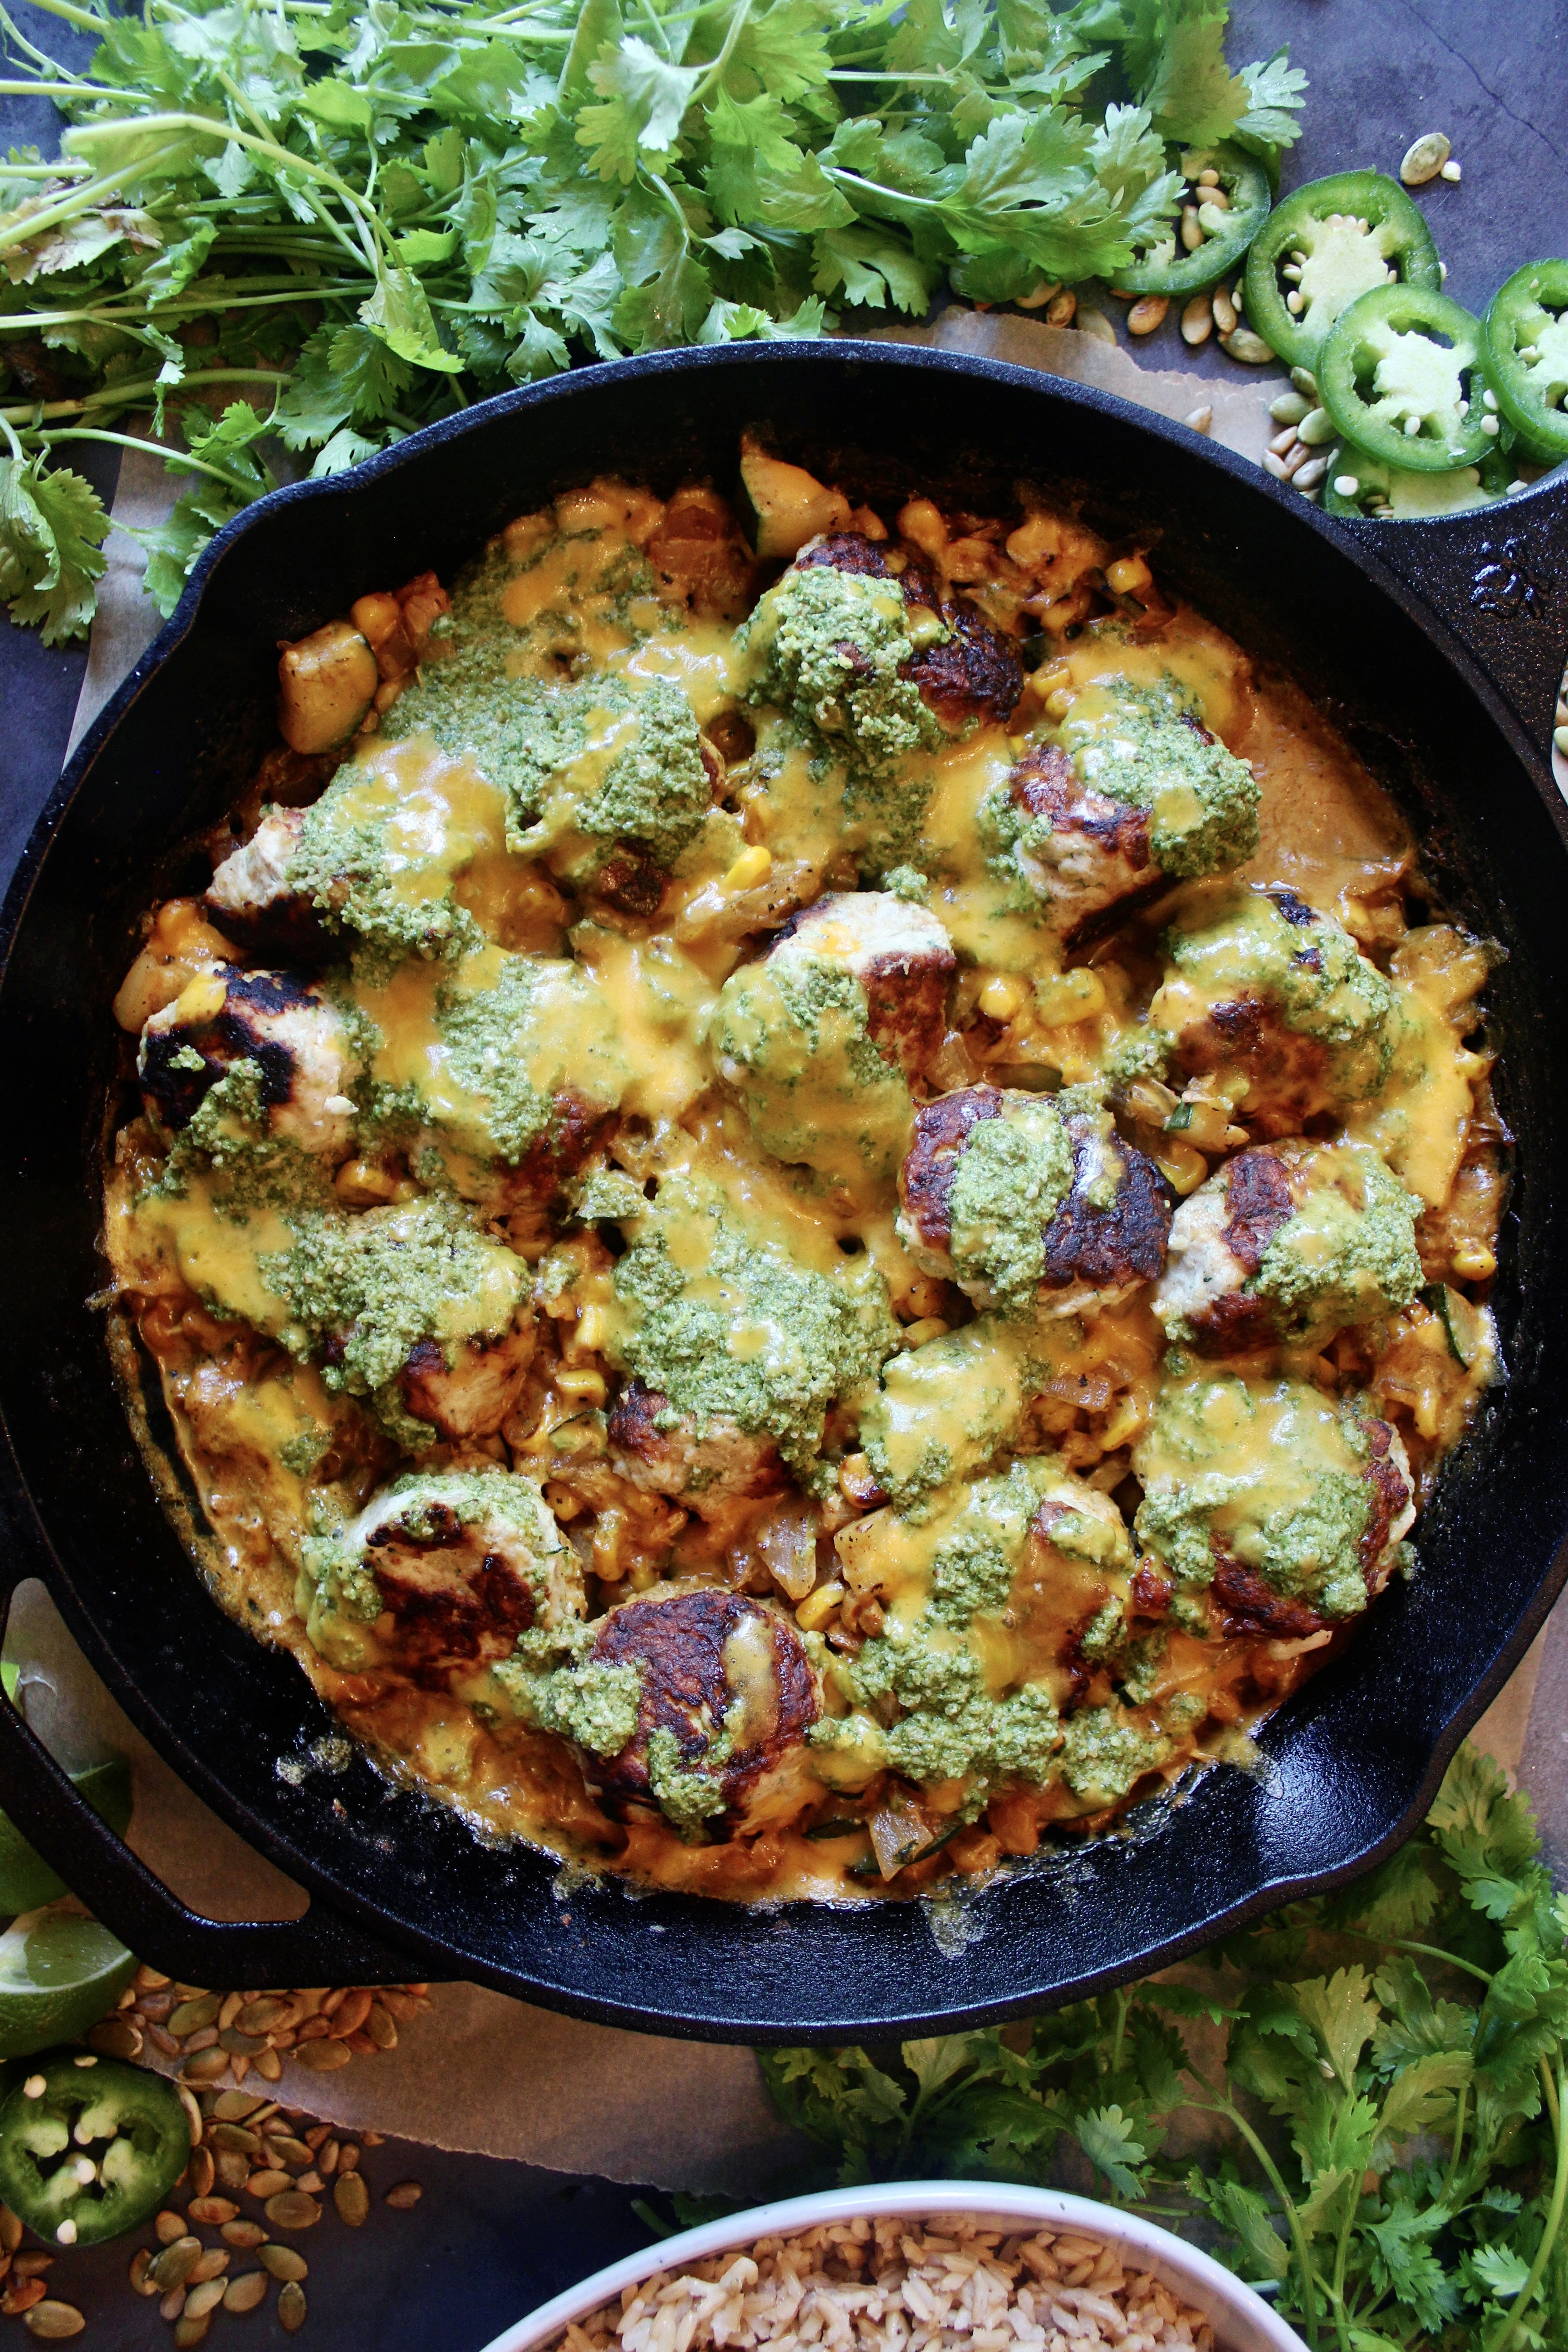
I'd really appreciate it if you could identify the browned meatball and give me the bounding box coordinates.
[998,742,1161,951]
[898,1085,1171,1317]
[137,965,359,1158]
[583,1586,822,1835]
[204,805,328,961]
[797,532,1023,730]
[397,1318,538,1442]
[608,1379,787,1516]
[770,891,957,1079]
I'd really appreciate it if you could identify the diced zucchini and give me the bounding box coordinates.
[1420,1281,1495,1373]
[737,438,852,559]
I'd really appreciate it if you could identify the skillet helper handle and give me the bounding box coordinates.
[0,1591,428,1989]
[1332,473,1568,760]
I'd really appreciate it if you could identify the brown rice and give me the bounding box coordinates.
[553,2215,1220,2352]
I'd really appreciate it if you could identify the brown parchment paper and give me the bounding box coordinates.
[34,305,1561,2189]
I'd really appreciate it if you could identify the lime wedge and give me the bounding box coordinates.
[0,1913,137,2062]
[0,1761,133,1916]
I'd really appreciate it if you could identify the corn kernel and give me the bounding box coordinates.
[1106,554,1153,598]
[1451,1243,1496,1280]
[723,844,772,892]
[1044,686,1076,720]
[172,972,229,1024]
[334,1158,398,1208]
[978,973,1028,1021]
[1032,967,1106,1027]
[1149,1138,1207,1196]
[575,1305,609,1354]
[901,1317,950,1348]
[796,1582,846,1633]
[556,1367,607,1406]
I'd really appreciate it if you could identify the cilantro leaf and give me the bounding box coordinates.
[0,455,108,643]
[578,36,704,181]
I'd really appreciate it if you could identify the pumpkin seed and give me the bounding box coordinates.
[24,2303,84,2340]
[0,2209,21,2255]
[264,2193,321,2233]
[253,2049,283,2083]
[183,2049,229,2084]
[364,2004,397,2050]
[169,1995,223,2038]
[258,2247,308,2283]
[212,2091,268,2123]
[1221,325,1275,363]
[86,2018,143,2062]
[384,2182,422,2210]
[224,2273,268,2315]
[1180,293,1213,346]
[187,2147,215,2199]
[268,2137,316,2169]
[150,2239,203,2292]
[172,2318,210,2349]
[211,2123,262,2157]
[235,1998,290,2036]
[221,2221,267,2250]
[216,2152,252,2192]
[220,2029,269,2057]
[1044,289,1076,328]
[293,2040,351,2073]
[1400,131,1450,186]
[247,2171,293,2198]
[336,2146,360,2176]
[155,2211,186,2246]
[333,2173,369,2229]
[188,2199,238,2228]
[184,2281,227,2320]
[278,2281,307,2334]
[129,2249,157,2298]
[188,2251,229,2286]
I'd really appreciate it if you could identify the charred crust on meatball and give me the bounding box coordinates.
[363,1512,537,1690]
[587,1588,817,1822]
[898,1085,1006,1254]
[607,1379,788,1503]
[1177,998,1331,1138]
[1040,1118,1173,1294]
[1220,1150,1297,1272]
[1210,1545,1327,1640]
[1359,1418,1411,1584]
[859,946,956,1079]
[1009,744,1153,868]
[907,599,1024,730]
[140,966,318,1132]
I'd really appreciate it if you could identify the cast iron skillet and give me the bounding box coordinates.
[0,343,1565,2042]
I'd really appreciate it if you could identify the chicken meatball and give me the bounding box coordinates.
[607,1378,787,1516]
[204,805,327,961]
[1150,884,1396,1137]
[741,532,1023,779]
[977,676,1259,949]
[1155,1138,1422,1353]
[1133,1374,1415,1638]
[577,1586,822,1837]
[709,892,956,1190]
[299,1469,578,1686]
[897,1085,1172,1317]
[397,1318,538,1443]
[138,965,360,1160]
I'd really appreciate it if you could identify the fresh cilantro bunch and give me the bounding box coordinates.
[0,0,1304,641]
[761,1744,1568,2352]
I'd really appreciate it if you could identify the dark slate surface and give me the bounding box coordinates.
[1,2,1566,2342]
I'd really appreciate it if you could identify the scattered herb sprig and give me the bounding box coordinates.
[761,1745,1568,2352]
[0,0,1304,641]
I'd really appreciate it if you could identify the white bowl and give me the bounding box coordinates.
[476,2180,1307,2352]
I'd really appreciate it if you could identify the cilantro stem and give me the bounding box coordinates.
[34,425,267,494]
[0,370,290,426]
[1441,2078,1469,2204]
[0,147,189,251]
[5,0,104,29]
[1337,1928,1494,1987]
[690,0,753,108]
[0,415,24,463]
[1485,2055,1568,2352]
[1184,2076,1321,2352]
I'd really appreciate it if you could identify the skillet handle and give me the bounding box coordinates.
[1328,471,1568,760]
[0,1579,432,1988]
